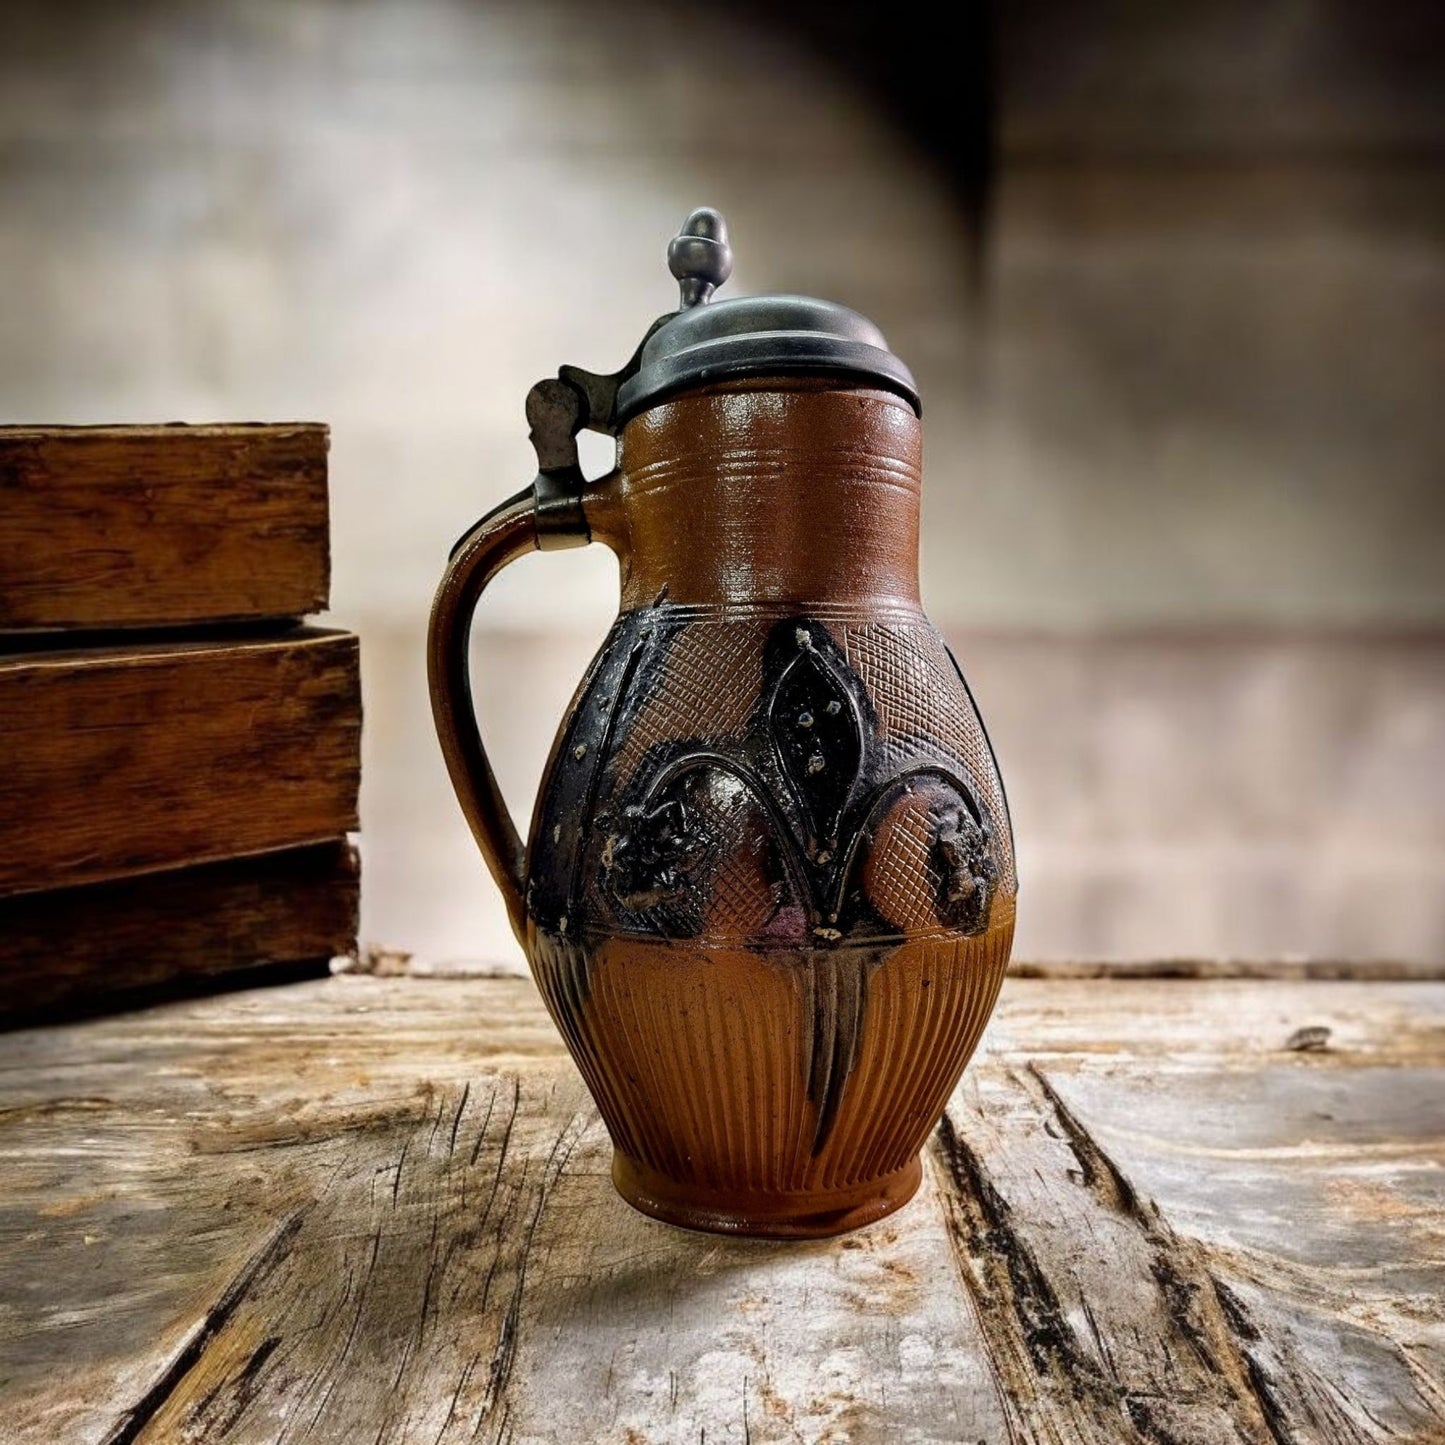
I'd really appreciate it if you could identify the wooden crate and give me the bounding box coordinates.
[0,628,360,897]
[0,841,359,1021]
[0,423,329,631]
[0,421,361,1015]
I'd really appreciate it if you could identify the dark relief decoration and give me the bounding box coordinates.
[934,803,998,936]
[767,629,863,860]
[598,618,998,946]
[595,798,708,913]
[533,612,1004,1158]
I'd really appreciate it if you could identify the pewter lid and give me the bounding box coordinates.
[612,208,920,422]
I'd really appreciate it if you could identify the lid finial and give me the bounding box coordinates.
[667,207,732,309]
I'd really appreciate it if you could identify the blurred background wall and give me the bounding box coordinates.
[3,0,1442,966]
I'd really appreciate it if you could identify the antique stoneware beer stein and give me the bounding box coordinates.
[430,209,1016,1236]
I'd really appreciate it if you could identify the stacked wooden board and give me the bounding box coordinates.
[0,424,361,1020]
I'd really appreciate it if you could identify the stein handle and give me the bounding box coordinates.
[427,378,602,944]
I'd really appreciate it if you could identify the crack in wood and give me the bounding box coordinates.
[434,1351,481,1445]
[1212,1281,1298,1445]
[1022,1068,1286,1430]
[1025,1064,1145,1220]
[479,1114,585,1439]
[933,1071,1291,1445]
[935,1109,1120,1441]
[100,1209,307,1445]
[188,1334,282,1441]
[447,1080,472,1158]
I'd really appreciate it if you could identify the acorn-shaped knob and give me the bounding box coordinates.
[667,207,733,309]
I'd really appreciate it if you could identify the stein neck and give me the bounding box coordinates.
[589,379,924,615]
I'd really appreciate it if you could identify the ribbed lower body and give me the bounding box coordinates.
[529,911,1014,1237]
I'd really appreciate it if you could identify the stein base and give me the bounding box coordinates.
[611,1151,923,1239]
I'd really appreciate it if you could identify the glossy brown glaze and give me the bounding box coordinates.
[431,378,1016,1237]
[428,488,536,935]
[588,379,923,612]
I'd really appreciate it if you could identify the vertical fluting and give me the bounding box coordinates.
[528,909,1014,1206]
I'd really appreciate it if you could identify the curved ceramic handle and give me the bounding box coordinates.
[427,485,545,941]
[431,373,624,941]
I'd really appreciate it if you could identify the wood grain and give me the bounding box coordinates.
[0,842,358,1022]
[0,424,329,632]
[0,972,1439,1443]
[0,628,361,897]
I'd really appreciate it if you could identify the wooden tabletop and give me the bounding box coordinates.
[2,966,1441,1444]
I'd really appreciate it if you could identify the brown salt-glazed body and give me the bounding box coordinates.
[430,213,1014,1237]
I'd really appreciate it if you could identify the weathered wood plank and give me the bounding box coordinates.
[1035,1065,1445,1444]
[121,1077,595,1444]
[0,981,561,1445]
[0,628,360,897]
[984,976,1445,1068]
[0,841,358,1023]
[119,1085,1012,1444]
[494,1142,1008,1443]
[0,974,1439,1444]
[0,977,1008,1444]
[938,1067,1275,1443]
[0,423,329,632]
